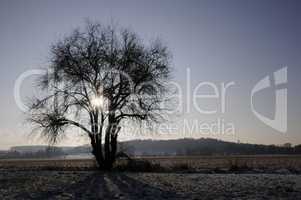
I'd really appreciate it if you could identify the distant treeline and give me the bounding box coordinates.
[1,138,300,159]
[122,138,301,156]
[0,147,65,159]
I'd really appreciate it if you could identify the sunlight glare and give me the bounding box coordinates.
[92,96,103,108]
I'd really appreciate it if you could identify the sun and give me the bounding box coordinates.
[91,96,103,108]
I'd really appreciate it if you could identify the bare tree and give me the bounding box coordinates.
[28,22,171,170]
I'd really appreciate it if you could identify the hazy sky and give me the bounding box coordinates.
[0,0,300,149]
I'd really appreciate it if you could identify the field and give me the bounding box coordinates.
[1,155,301,199]
[1,155,301,171]
[1,171,301,199]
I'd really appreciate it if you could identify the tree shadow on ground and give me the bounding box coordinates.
[17,172,182,200]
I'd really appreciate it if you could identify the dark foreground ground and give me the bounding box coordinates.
[0,170,301,200]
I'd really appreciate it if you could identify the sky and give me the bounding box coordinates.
[0,0,300,149]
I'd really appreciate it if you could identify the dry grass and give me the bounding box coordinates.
[131,155,301,172]
[1,171,301,199]
[1,155,301,172]
[1,155,301,199]
[0,158,97,171]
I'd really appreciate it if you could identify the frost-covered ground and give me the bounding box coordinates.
[0,171,301,199]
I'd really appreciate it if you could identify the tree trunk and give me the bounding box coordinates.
[91,134,105,169]
[104,123,114,170]
[110,133,118,164]
[90,114,119,170]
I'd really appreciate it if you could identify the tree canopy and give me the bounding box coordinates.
[29,22,172,169]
